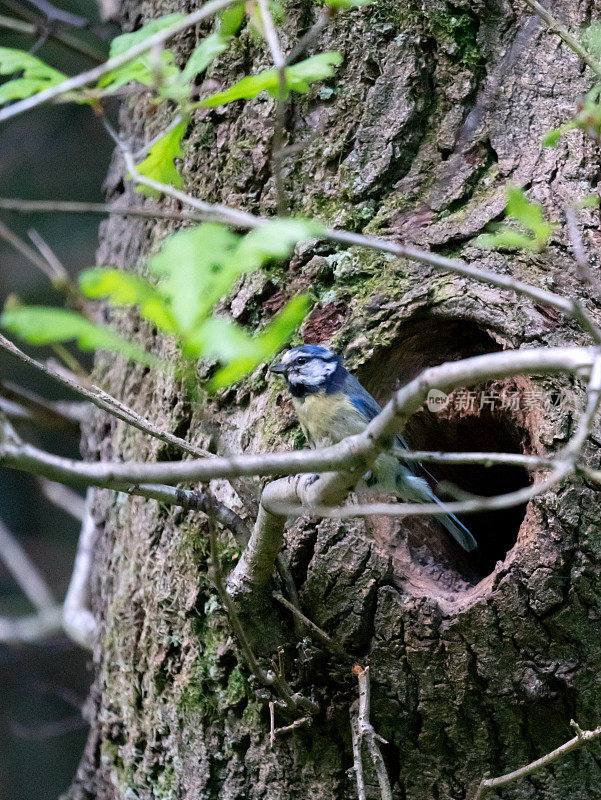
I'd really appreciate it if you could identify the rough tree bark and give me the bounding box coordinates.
[67,0,601,798]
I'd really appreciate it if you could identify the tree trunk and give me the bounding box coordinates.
[68,0,601,798]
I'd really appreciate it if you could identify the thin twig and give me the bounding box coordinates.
[273,591,347,656]
[0,218,58,280]
[274,716,310,736]
[269,466,570,520]
[37,478,86,520]
[562,353,601,458]
[27,228,69,283]
[471,721,601,800]
[286,7,332,65]
[0,333,213,460]
[257,0,288,213]
[0,606,63,644]
[565,205,601,297]
[0,0,237,123]
[352,666,393,800]
[274,553,303,636]
[269,701,275,748]
[0,380,85,430]
[0,197,204,223]
[62,489,97,649]
[0,517,56,611]
[521,0,601,78]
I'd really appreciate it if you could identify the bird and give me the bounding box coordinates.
[269,344,477,553]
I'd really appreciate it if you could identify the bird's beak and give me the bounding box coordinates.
[269,361,287,375]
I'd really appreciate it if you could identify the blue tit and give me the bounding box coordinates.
[270,344,477,553]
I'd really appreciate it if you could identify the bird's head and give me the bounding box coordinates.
[269,345,345,397]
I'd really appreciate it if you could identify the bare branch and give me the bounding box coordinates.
[136,483,250,547]
[0,13,36,34]
[0,218,58,281]
[113,156,601,338]
[0,196,205,223]
[351,714,367,800]
[0,333,213,460]
[62,490,97,649]
[0,380,85,430]
[38,478,86,521]
[274,716,311,736]
[0,0,238,123]
[266,468,570,521]
[562,354,601,458]
[521,0,601,78]
[368,450,551,469]
[2,346,584,486]
[0,517,56,611]
[352,666,393,800]
[0,607,63,645]
[471,721,601,800]
[273,591,348,656]
[27,228,69,283]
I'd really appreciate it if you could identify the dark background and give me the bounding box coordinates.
[0,2,116,798]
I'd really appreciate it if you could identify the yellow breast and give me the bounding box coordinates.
[293,391,368,447]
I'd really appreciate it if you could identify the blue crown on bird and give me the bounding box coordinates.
[269,344,347,397]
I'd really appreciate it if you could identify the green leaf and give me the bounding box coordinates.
[474,230,542,251]
[149,223,240,332]
[98,50,179,93]
[505,185,553,246]
[1,307,161,369]
[219,2,246,37]
[285,52,343,92]
[108,13,186,57]
[149,219,317,338]
[79,269,177,333]
[160,32,233,101]
[542,128,563,147]
[199,52,342,106]
[476,184,553,252]
[255,294,310,352]
[134,119,187,196]
[201,317,264,362]
[323,0,372,6]
[233,218,325,267]
[181,32,231,83]
[0,47,67,104]
[98,13,185,92]
[209,295,309,388]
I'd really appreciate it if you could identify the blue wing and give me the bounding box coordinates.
[343,374,410,449]
[342,374,477,552]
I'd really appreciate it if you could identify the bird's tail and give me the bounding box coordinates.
[398,472,478,553]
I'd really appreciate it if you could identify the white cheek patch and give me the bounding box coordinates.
[302,359,336,385]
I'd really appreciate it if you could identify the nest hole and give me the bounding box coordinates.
[358,317,536,588]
